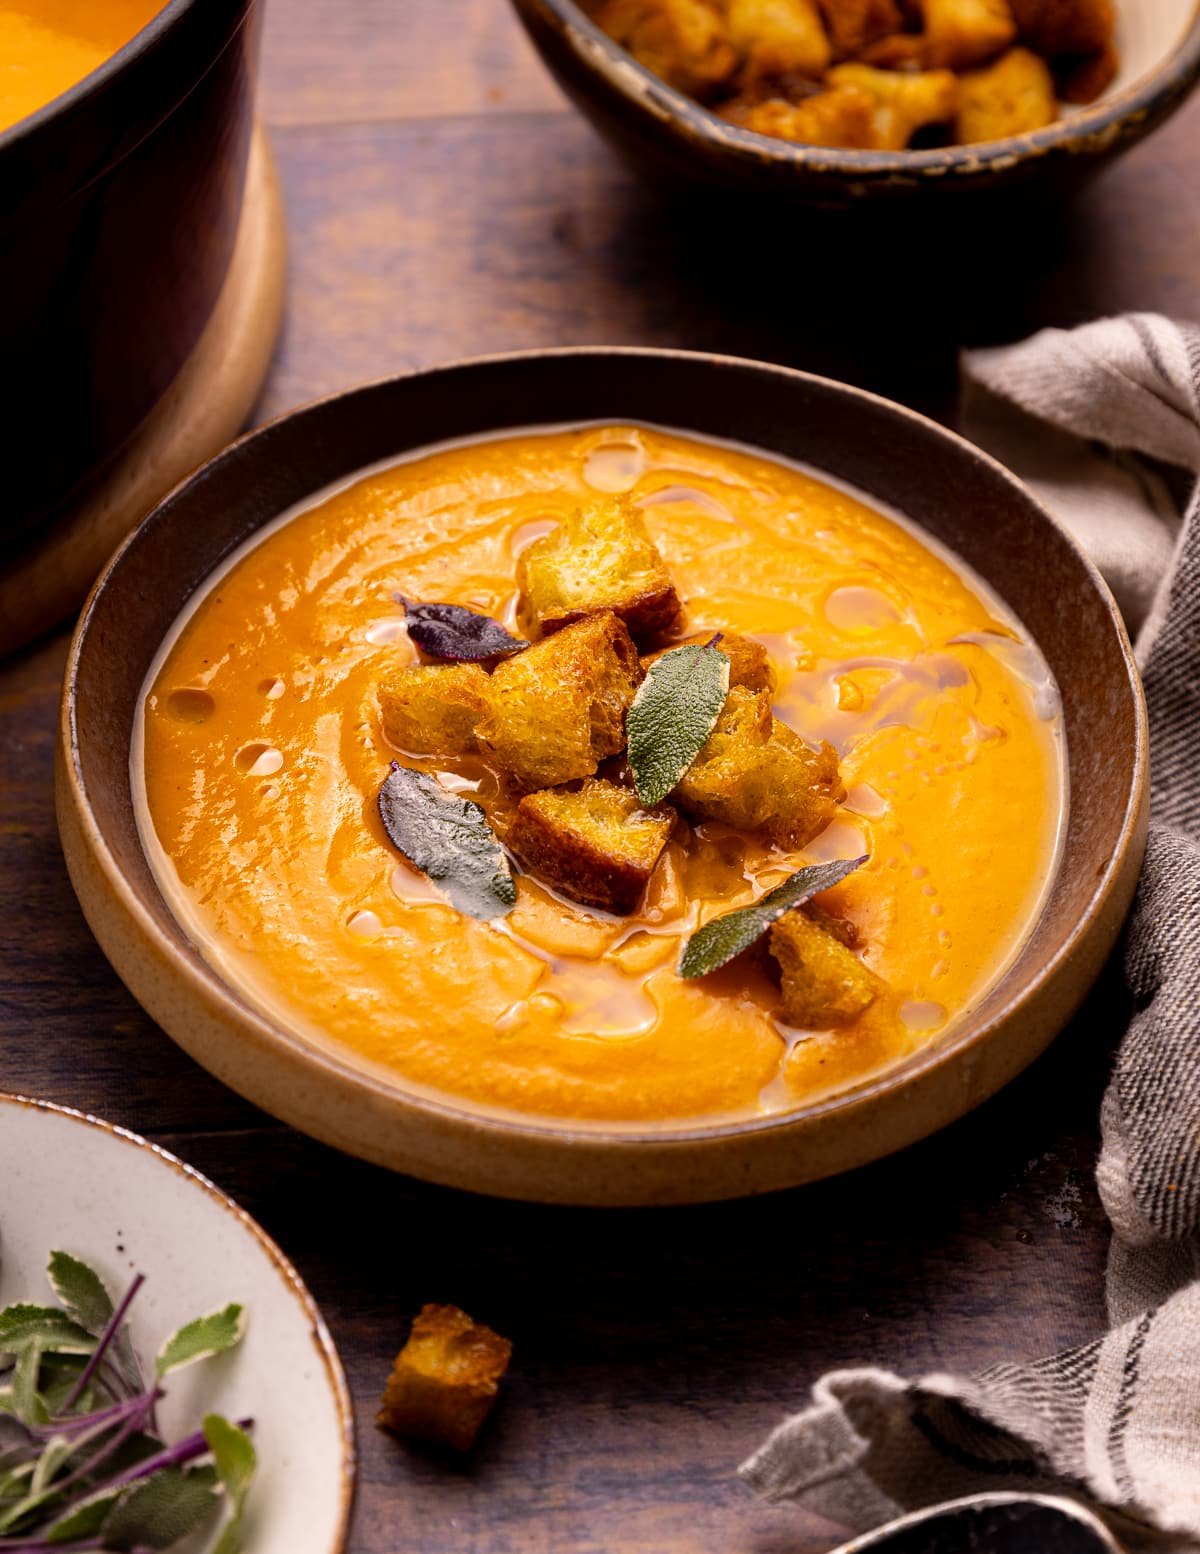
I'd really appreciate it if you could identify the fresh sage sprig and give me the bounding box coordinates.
[398,596,528,662]
[0,1250,253,1553]
[626,638,730,806]
[679,856,868,979]
[379,761,516,920]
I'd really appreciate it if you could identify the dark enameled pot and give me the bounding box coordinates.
[0,0,261,543]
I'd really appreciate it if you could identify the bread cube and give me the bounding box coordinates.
[818,0,902,57]
[1009,0,1113,57]
[858,31,931,67]
[1056,40,1117,103]
[509,779,676,914]
[377,1304,512,1453]
[921,0,1016,68]
[642,631,774,692]
[726,0,832,83]
[379,663,490,756]
[770,909,880,1027]
[591,0,738,95]
[518,498,681,641]
[719,85,877,146]
[827,62,959,147]
[957,46,1056,142]
[478,612,642,791]
[673,685,843,847]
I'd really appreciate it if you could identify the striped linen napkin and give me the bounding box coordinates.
[741,315,1200,1549]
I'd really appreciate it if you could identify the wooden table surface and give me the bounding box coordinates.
[4,5,1199,1550]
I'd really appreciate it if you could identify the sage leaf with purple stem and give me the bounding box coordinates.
[379,762,515,920]
[0,1250,251,1552]
[627,638,730,807]
[398,596,528,662]
[679,856,868,980]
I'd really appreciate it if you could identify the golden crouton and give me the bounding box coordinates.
[378,1304,512,1453]
[673,685,843,847]
[827,62,959,147]
[478,612,642,791]
[379,663,490,756]
[509,779,676,914]
[957,45,1056,142]
[642,631,774,692]
[591,0,738,95]
[770,909,881,1027]
[719,85,877,146]
[921,0,1016,68]
[858,31,931,68]
[819,0,902,57]
[518,498,681,641]
[1056,40,1117,103]
[1009,0,1112,57]
[725,0,832,84]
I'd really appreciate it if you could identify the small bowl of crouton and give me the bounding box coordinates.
[59,348,1147,1206]
[510,0,1200,204]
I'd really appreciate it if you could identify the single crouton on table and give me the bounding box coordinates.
[378,663,490,756]
[509,778,676,914]
[770,908,881,1026]
[518,498,682,640]
[725,0,833,83]
[957,45,1056,141]
[720,85,877,146]
[591,0,738,95]
[921,0,1016,68]
[478,611,642,791]
[818,0,902,58]
[672,685,843,847]
[1009,0,1113,58]
[378,1304,512,1452]
[642,630,774,692]
[826,62,959,147]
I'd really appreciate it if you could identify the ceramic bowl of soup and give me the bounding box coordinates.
[509,0,1200,205]
[0,0,262,540]
[57,349,1148,1205]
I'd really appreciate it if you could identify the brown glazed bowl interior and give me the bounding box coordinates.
[0,0,260,543]
[509,0,1200,206]
[58,350,1148,1206]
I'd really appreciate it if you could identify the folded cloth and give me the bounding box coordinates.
[741,315,1200,1549]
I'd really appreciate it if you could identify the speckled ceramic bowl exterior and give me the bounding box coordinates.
[510,0,1200,206]
[0,1094,355,1553]
[57,350,1149,1206]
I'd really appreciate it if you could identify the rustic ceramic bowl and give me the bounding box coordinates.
[58,350,1148,1207]
[509,0,1200,205]
[0,1093,355,1552]
[0,0,262,540]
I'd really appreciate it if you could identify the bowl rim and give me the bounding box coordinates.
[0,1090,357,1552]
[61,345,1148,1155]
[516,0,1200,177]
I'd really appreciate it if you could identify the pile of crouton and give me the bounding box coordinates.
[586,0,1117,148]
[379,497,880,1029]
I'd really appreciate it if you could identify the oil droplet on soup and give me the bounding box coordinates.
[136,425,1065,1127]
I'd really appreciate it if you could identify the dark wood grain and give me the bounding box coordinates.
[3,4,1199,1549]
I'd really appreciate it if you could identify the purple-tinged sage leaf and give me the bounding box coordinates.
[398,597,527,662]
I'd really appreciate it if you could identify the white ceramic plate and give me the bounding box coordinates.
[0,1094,355,1553]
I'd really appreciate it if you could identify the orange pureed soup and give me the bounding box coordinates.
[0,1,163,134]
[136,425,1065,1126]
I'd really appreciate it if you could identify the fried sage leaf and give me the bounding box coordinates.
[679,856,867,980]
[399,597,528,662]
[378,762,516,920]
[627,638,730,807]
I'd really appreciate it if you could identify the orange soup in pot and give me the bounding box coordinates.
[0,1,165,134]
[136,424,1066,1127]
